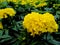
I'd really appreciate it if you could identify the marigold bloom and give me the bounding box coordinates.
[23,12,58,36]
[0,8,16,19]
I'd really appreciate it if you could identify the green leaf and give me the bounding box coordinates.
[48,39,60,45]
[57,0,60,4]
[0,37,12,43]
[12,41,20,45]
[1,35,10,38]
[0,29,10,39]
[55,14,60,20]
[31,41,38,45]
[0,30,3,36]
[44,33,60,45]
[5,30,9,35]
[17,7,25,12]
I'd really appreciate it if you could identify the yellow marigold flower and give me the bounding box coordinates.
[0,22,3,29]
[23,12,58,36]
[0,8,16,19]
[4,8,16,16]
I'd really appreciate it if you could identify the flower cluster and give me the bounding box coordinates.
[23,12,58,36]
[0,0,47,7]
[20,0,47,7]
[0,8,16,19]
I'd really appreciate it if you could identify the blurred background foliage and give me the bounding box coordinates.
[0,0,60,45]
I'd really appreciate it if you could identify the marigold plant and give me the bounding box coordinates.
[0,0,60,45]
